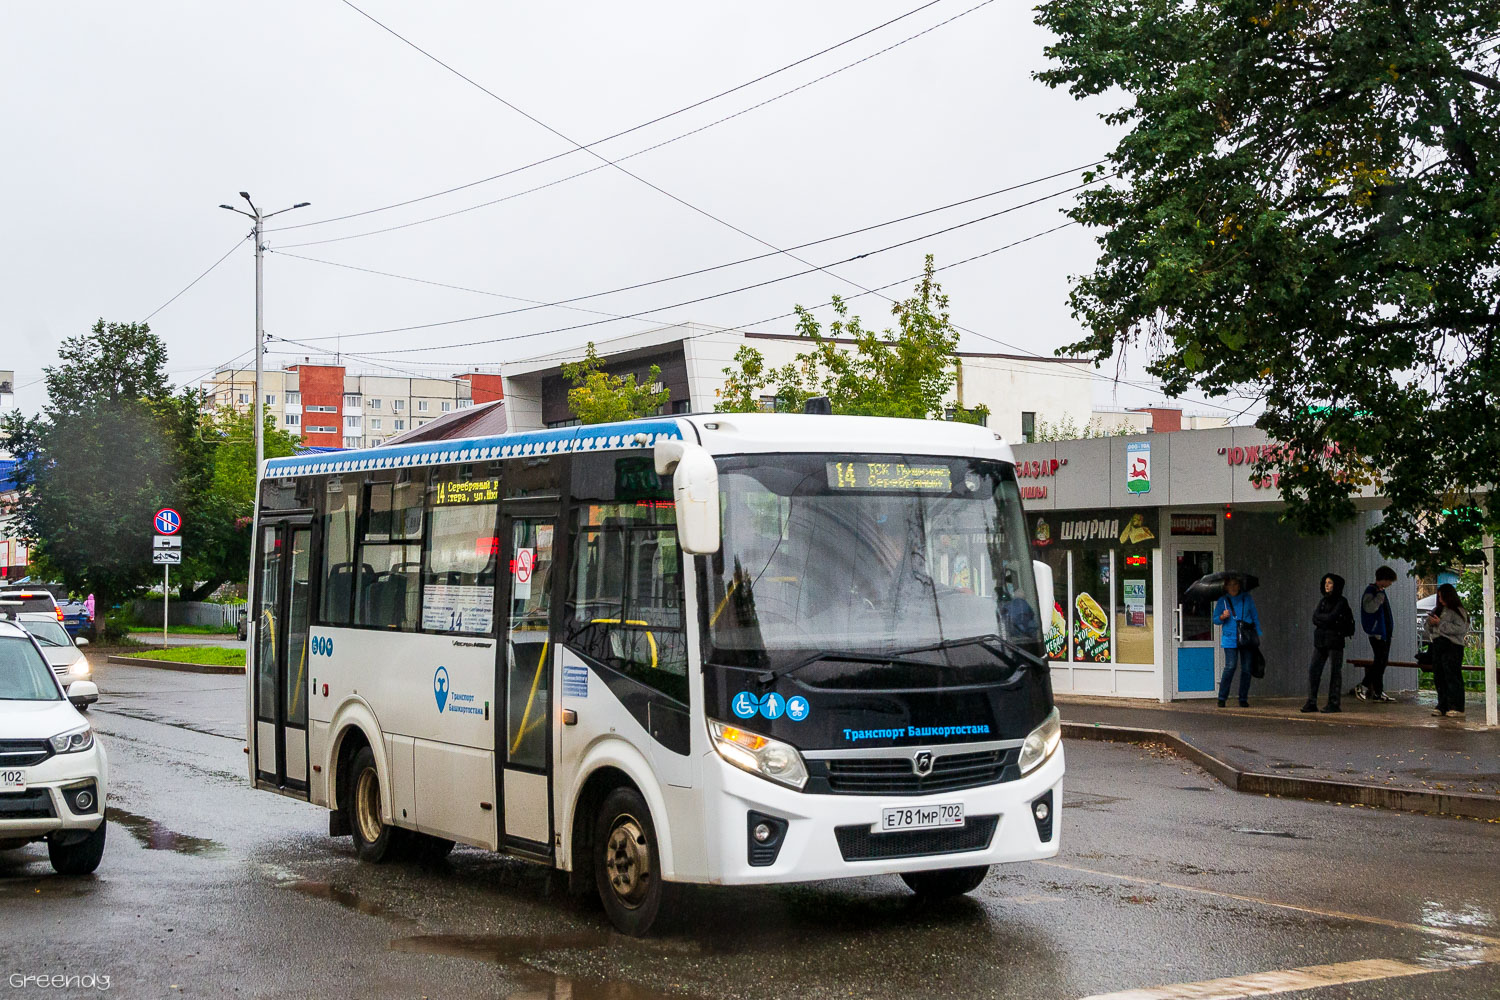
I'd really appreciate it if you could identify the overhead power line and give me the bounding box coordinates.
[276,166,1110,346]
[273,0,969,235]
[143,236,248,322]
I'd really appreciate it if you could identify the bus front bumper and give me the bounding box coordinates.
[697,744,1064,885]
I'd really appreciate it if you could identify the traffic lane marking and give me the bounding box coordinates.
[1038,859,1500,948]
[1078,951,1500,1000]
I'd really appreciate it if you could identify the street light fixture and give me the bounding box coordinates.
[220,193,311,482]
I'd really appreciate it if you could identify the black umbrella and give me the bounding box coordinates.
[1185,571,1260,603]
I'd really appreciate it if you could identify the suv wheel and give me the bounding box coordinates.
[49,822,106,875]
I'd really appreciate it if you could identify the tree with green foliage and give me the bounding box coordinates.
[562,342,671,425]
[1,321,192,621]
[716,257,990,424]
[1034,0,1500,567]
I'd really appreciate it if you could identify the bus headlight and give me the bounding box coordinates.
[1017,708,1061,775]
[708,720,808,790]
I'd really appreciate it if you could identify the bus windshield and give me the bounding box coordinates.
[705,454,1042,677]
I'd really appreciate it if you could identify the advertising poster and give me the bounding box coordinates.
[1073,590,1111,662]
[1045,601,1067,660]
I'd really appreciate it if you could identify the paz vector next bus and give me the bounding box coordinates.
[246,413,1063,934]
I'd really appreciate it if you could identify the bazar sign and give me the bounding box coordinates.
[1016,457,1067,500]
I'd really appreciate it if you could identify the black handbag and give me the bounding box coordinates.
[1249,647,1267,678]
[1416,646,1433,667]
[1237,620,1260,649]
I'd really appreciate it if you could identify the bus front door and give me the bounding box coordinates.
[252,519,314,796]
[499,512,557,854]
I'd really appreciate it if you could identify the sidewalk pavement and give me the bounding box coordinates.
[1057,690,1500,820]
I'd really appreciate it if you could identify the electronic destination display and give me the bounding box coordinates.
[826,460,953,492]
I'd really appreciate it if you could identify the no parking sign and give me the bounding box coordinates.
[154,508,181,535]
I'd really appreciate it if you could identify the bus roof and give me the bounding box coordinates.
[260,414,1012,480]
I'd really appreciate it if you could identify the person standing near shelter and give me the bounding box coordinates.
[1425,583,1470,718]
[1303,573,1355,713]
[1356,566,1398,702]
[1214,576,1260,708]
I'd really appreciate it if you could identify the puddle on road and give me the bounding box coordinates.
[1230,826,1305,839]
[390,933,699,1000]
[108,808,224,856]
[287,880,407,919]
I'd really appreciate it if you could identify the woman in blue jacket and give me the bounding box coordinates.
[1215,576,1260,707]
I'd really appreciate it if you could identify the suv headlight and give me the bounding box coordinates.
[708,720,808,790]
[72,657,91,676]
[49,725,94,754]
[1017,708,1061,775]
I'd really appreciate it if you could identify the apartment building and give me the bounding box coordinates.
[202,363,504,449]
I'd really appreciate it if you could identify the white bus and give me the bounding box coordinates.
[247,413,1063,934]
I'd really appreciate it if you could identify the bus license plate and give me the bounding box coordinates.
[1,770,26,791]
[880,802,964,832]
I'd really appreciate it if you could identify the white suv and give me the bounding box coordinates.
[0,618,107,874]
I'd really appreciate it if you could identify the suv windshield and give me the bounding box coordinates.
[704,454,1042,676]
[21,619,72,647]
[0,636,62,701]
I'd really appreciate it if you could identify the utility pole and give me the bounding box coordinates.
[220,193,310,474]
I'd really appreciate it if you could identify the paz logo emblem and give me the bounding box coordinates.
[913,751,934,776]
[433,666,450,713]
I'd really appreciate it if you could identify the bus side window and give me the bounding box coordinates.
[566,501,687,704]
[320,481,359,625]
[355,475,425,630]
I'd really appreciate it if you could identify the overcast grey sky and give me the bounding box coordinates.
[1,0,1241,420]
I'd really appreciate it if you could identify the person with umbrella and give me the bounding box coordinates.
[1213,574,1261,707]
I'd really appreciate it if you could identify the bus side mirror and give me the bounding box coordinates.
[654,439,721,555]
[1032,560,1056,616]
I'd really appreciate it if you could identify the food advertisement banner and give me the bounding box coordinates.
[1031,510,1159,552]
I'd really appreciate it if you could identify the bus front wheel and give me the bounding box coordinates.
[348,746,404,863]
[593,787,665,936]
[900,865,989,899]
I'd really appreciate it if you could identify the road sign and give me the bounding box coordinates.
[153,535,182,550]
[154,508,182,535]
[152,550,182,565]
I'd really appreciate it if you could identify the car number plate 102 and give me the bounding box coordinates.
[0,769,26,791]
[880,802,964,833]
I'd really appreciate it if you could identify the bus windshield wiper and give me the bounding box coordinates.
[890,633,1047,670]
[758,650,934,684]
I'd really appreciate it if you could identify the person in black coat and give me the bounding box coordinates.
[1302,573,1356,713]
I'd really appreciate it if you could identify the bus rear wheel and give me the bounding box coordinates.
[900,865,989,899]
[348,746,404,863]
[593,787,665,936]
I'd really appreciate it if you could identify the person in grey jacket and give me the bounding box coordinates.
[1425,583,1470,718]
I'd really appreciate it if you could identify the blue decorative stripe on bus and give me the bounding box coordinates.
[261,418,686,479]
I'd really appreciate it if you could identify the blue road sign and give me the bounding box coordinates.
[154,508,182,535]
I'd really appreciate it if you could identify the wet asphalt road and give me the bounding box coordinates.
[2,664,1498,1000]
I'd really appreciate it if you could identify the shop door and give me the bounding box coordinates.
[1171,545,1221,698]
[252,520,314,794]
[498,511,557,854]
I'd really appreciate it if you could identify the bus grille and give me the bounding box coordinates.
[834,815,998,862]
[0,790,56,820]
[818,749,1016,795]
[0,740,53,768]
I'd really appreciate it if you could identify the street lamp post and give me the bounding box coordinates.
[220,193,310,476]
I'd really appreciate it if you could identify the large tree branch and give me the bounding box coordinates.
[1455,67,1500,92]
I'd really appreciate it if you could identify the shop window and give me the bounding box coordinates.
[1022,411,1036,443]
[1115,550,1154,664]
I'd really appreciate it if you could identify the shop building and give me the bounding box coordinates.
[1012,426,1424,702]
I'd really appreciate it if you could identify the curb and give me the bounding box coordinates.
[105,654,246,676]
[1061,721,1500,822]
